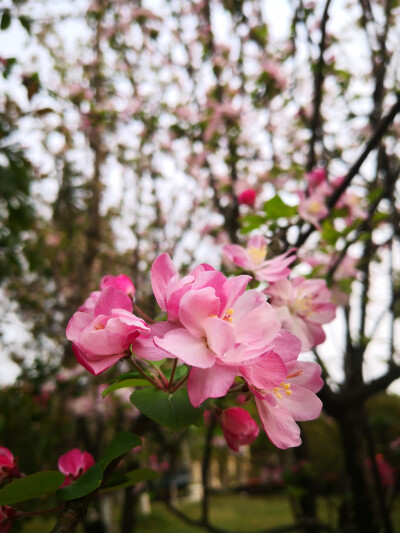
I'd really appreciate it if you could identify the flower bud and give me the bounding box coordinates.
[220,407,259,452]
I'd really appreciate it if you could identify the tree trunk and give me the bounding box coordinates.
[336,404,381,533]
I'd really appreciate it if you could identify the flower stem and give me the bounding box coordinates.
[133,304,156,324]
[125,356,161,389]
[168,359,178,391]
[170,370,190,393]
[15,505,65,520]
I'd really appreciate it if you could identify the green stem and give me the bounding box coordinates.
[136,356,169,388]
[168,359,178,391]
[170,370,190,393]
[125,356,161,389]
[133,304,156,324]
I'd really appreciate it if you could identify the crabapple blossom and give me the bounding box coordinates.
[220,407,259,452]
[66,286,150,374]
[154,272,292,407]
[0,447,20,484]
[58,449,96,487]
[223,235,296,283]
[238,188,257,206]
[100,274,135,298]
[266,277,336,352]
[297,191,329,228]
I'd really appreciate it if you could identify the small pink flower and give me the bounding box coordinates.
[238,189,257,207]
[100,274,135,298]
[0,447,20,484]
[66,287,150,374]
[58,449,96,487]
[220,407,259,451]
[297,191,329,228]
[305,168,327,190]
[223,235,296,283]
[267,277,336,351]
[0,506,15,533]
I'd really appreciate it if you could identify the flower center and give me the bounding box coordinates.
[289,294,314,316]
[272,382,293,399]
[247,246,266,265]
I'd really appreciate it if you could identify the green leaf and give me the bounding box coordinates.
[98,432,142,471]
[56,465,103,501]
[263,195,297,220]
[130,388,204,430]
[18,15,32,34]
[102,468,158,492]
[0,10,11,31]
[102,378,150,398]
[0,471,64,505]
[240,214,266,234]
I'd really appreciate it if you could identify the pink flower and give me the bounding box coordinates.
[66,287,150,374]
[220,407,259,451]
[297,191,329,228]
[58,449,95,487]
[266,277,336,351]
[154,277,288,407]
[305,168,327,190]
[238,189,257,207]
[0,447,20,484]
[223,235,296,283]
[100,274,135,298]
[252,338,323,449]
[0,506,15,533]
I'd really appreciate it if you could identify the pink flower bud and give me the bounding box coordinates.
[100,274,135,298]
[58,449,96,487]
[0,447,20,484]
[220,407,259,452]
[238,189,257,207]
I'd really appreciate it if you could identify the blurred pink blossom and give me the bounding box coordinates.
[58,449,95,487]
[220,407,259,452]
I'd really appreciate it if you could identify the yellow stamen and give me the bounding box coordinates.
[247,246,266,265]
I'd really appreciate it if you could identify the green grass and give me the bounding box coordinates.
[21,494,293,532]
[19,493,400,532]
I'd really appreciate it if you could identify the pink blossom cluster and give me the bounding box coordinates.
[223,235,336,352]
[297,168,365,228]
[66,253,332,449]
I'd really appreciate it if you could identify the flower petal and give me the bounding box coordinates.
[255,396,301,449]
[154,329,215,368]
[188,364,237,407]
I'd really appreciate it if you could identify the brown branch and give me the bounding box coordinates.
[356,364,400,403]
[306,0,332,172]
[294,93,400,248]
